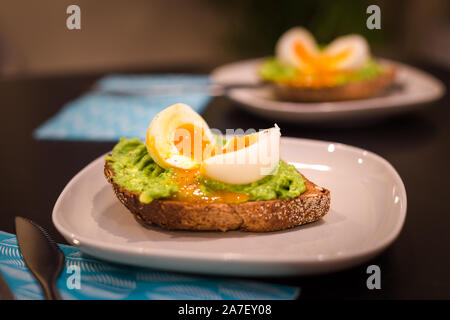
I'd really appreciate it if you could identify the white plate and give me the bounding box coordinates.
[211,58,445,123]
[53,138,407,276]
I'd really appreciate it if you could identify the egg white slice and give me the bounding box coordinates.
[202,126,281,185]
[322,34,370,71]
[275,27,319,70]
[146,103,215,170]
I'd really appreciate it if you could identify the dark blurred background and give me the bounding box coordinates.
[0,0,449,78]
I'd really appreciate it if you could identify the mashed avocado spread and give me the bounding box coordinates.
[106,138,306,204]
[260,58,382,86]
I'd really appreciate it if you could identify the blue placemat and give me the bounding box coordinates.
[33,75,213,141]
[0,231,299,300]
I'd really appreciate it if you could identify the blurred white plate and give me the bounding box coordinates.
[53,137,407,276]
[211,58,445,123]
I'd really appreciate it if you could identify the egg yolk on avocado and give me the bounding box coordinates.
[274,28,371,88]
[146,104,281,203]
[170,124,250,204]
[290,41,354,87]
[168,169,249,204]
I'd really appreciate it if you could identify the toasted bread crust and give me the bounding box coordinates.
[272,66,396,102]
[104,161,330,232]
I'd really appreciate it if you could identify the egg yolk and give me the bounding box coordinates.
[171,124,249,203]
[292,41,352,87]
[168,169,249,204]
[173,123,216,162]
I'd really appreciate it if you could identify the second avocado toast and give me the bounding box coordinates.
[260,27,396,101]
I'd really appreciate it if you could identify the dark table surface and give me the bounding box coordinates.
[1,63,449,300]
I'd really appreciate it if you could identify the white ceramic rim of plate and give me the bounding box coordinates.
[52,137,407,267]
[211,58,446,113]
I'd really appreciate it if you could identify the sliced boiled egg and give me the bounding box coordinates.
[202,126,281,185]
[322,34,370,71]
[146,103,215,170]
[146,103,281,185]
[275,27,370,73]
[276,27,319,72]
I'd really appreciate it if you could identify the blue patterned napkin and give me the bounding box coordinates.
[0,231,299,300]
[33,75,213,141]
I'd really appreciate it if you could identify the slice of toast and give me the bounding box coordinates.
[272,66,396,102]
[104,161,330,232]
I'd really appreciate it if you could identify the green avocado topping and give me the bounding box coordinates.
[106,137,306,204]
[260,57,382,85]
[105,138,178,204]
[260,58,299,82]
[198,161,306,201]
